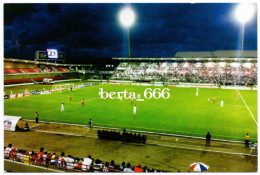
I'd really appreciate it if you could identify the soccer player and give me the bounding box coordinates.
[131,98,133,104]
[133,105,137,115]
[61,103,64,111]
[82,98,85,106]
[212,98,215,104]
[221,100,224,108]
[69,95,72,101]
[234,93,237,98]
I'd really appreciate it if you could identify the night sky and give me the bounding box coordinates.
[4,3,257,62]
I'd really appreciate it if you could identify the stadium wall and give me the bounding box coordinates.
[4,160,60,172]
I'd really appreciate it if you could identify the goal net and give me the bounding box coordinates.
[52,83,75,92]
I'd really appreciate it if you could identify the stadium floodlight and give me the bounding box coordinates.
[235,4,255,58]
[119,7,135,27]
[119,7,136,57]
[235,4,255,23]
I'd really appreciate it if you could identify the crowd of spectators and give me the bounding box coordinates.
[97,130,147,144]
[112,62,257,85]
[4,144,166,172]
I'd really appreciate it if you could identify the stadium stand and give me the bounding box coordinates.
[21,68,42,73]
[4,68,23,74]
[4,144,167,172]
[112,62,257,85]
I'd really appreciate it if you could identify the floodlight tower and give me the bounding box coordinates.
[235,4,255,58]
[119,6,136,58]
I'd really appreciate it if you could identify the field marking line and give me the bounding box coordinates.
[236,90,258,126]
[4,159,64,172]
[28,129,257,157]
[24,119,252,143]
[150,142,258,157]
[32,129,97,139]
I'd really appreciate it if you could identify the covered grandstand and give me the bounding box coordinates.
[112,50,257,85]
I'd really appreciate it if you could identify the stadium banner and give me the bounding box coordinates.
[40,90,52,94]
[91,82,99,85]
[167,84,176,87]
[153,82,164,87]
[131,83,141,86]
[140,83,153,86]
[31,91,41,95]
[4,95,9,99]
[17,93,24,98]
[102,82,107,84]
[109,82,120,85]
[9,94,16,99]
[23,93,30,97]
[4,115,22,131]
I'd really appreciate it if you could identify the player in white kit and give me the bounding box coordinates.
[133,105,137,114]
[221,100,224,108]
[61,103,64,111]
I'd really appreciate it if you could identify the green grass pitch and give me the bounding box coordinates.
[4,84,257,142]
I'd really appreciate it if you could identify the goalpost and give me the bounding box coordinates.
[52,83,75,93]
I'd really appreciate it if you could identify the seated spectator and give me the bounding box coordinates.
[24,151,32,165]
[50,153,56,165]
[36,147,44,164]
[65,155,75,169]
[123,163,134,172]
[103,162,109,172]
[108,160,115,172]
[24,122,30,131]
[58,152,65,168]
[4,144,13,158]
[119,162,125,171]
[134,163,143,172]
[82,154,92,172]
[93,159,104,172]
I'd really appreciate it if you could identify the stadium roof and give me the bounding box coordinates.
[113,50,257,61]
[174,50,257,58]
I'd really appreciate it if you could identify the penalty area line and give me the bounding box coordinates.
[236,90,257,126]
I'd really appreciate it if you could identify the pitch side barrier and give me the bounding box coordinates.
[4,149,123,172]
[4,83,99,100]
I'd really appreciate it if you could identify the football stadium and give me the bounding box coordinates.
[3,3,258,173]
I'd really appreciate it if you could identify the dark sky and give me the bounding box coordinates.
[4,3,257,62]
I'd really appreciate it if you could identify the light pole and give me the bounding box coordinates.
[119,7,136,58]
[235,4,255,58]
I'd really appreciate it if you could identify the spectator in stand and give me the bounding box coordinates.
[82,154,92,172]
[24,151,32,165]
[119,162,125,171]
[65,155,75,169]
[42,150,48,166]
[93,159,104,172]
[103,162,109,172]
[4,143,13,158]
[134,163,143,172]
[58,152,65,168]
[50,153,56,165]
[36,147,44,164]
[123,163,134,172]
[108,160,115,172]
